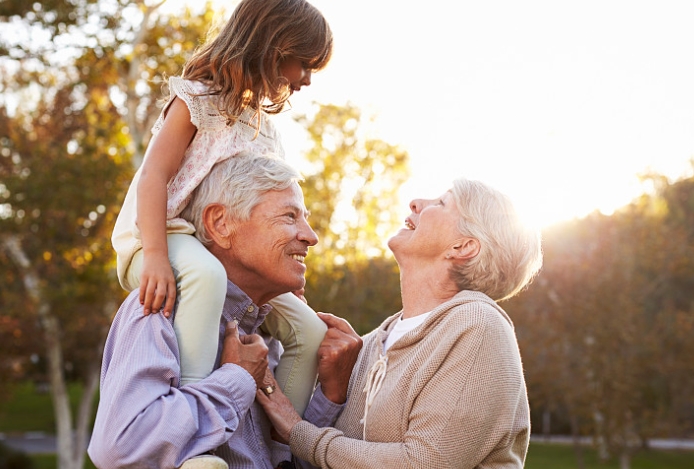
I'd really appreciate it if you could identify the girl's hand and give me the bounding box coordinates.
[139,251,177,317]
[292,288,307,303]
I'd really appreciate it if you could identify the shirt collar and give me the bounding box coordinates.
[221,279,272,334]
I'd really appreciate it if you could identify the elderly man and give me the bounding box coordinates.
[88,153,357,469]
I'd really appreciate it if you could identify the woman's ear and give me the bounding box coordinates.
[203,203,232,249]
[450,237,480,261]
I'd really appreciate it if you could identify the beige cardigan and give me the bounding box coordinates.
[291,290,530,469]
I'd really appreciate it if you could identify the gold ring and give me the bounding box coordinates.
[262,384,276,396]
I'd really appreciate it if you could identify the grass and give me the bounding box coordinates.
[18,443,694,469]
[29,454,96,469]
[0,382,94,433]
[526,442,694,469]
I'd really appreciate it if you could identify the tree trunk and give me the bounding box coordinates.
[44,316,77,469]
[592,409,610,462]
[74,346,105,469]
[2,235,80,469]
[570,414,585,469]
[74,300,112,468]
[124,0,165,170]
[542,408,551,438]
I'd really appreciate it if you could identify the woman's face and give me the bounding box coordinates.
[388,190,462,261]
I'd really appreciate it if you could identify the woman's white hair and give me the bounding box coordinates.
[180,151,302,245]
[449,178,543,301]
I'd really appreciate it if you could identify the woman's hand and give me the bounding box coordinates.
[255,372,302,444]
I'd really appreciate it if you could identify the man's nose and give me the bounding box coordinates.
[298,219,318,246]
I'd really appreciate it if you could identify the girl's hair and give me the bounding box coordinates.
[180,151,302,246]
[448,179,543,301]
[183,0,333,125]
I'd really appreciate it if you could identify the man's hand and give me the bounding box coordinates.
[315,312,363,404]
[221,321,269,388]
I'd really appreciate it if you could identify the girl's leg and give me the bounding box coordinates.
[262,292,328,416]
[167,233,227,385]
[126,234,227,385]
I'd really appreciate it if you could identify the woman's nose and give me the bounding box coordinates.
[409,199,423,213]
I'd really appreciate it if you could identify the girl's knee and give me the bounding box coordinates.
[180,261,226,293]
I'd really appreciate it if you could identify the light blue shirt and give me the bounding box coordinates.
[88,280,342,468]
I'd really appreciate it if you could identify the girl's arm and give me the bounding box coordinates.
[137,97,197,316]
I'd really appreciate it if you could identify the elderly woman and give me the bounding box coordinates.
[257,178,543,469]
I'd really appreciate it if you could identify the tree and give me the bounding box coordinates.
[0,1,216,468]
[0,62,128,469]
[296,102,410,331]
[509,171,694,469]
[298,103,410,264]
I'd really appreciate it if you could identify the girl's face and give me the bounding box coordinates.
[279,57,312,93]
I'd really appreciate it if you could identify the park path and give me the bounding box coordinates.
[530,435,694,450]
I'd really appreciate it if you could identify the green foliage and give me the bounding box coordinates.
[0,0,218,383]
[0,70,129,383]
[298,102,410,266]
[306,257,402,335]
[0,2,221,466]
[296,102,409,331]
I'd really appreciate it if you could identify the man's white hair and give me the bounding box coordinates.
[180,151,302,245]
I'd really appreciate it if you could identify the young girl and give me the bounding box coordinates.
[111,0,332,422]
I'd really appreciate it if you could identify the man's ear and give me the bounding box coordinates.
[449,237,480,261]
[203,203,232,249]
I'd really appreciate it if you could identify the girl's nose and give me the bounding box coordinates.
[301,70,312,87]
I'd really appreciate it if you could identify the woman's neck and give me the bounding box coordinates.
[399,261,459,319]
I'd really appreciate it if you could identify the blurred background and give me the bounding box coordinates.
[1,1,693,468]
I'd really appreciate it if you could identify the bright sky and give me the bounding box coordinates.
[169,0,694,228]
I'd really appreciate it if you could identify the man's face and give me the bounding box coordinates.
[225,183,318,305]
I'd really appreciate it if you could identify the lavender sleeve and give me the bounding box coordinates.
[303,385,344,427]
[88,294,257,469]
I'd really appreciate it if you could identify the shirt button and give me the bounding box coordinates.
[247,306,254,312]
